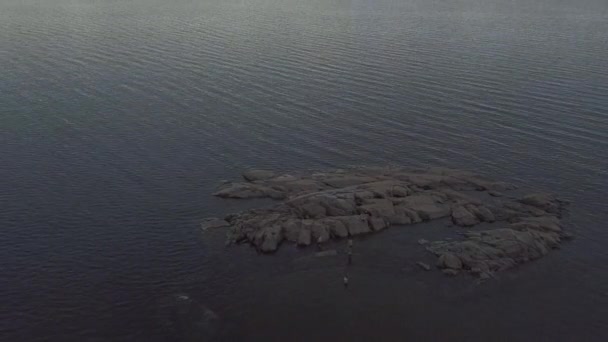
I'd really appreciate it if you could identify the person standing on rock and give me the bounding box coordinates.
[347,248,353,265]
[347,238,353,265]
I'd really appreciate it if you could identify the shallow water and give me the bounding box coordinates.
[1,0,607,340]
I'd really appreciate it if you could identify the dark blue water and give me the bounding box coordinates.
[1,0,607,340]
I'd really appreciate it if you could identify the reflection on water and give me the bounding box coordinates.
[0,0,607,340]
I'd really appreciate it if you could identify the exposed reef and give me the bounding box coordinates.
[202,167,571,278]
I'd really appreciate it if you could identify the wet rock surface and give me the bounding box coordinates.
[203,166,570,278]
[416,261,431,271]
[200,218,231,231]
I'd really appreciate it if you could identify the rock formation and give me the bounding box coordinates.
[203,166,570,278]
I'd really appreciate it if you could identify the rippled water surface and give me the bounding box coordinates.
[1,0,608,340]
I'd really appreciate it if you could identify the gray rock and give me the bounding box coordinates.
[326,198,357,216]
[471,263,491,276]
[361,180,410,198]
[562,232,575,241]
[270,174,299,183]
[388,214,412,225]
[290,193,359,217]
[311,221,331,243]
[451,206,480,227]
[402,207,423,223]
[283,219,302,242]
[297,202,327,219]
[479,272,492,280]
[224,209,287,244]
[212,166,570,268]
[519,193,562,214]
[213,183,283,199]
[442,269,460,276]
[338,215,372,236]
[502,201,549,218]
[278,179,326,195]
[297,228,311,246]
[392,185,412,197]
[354,190,375,201]
[437,253,463,270]
[368,217,388,231]
[323,218,349,238]
[242,169,276,182]
[258,225,283,253]
[471,205,496,222]
[200,218,230,231]
[486,181,516,191]
[428,226,562,276]
[389,205,415,225]
[401,195,450,220]
[323,176,377,188]
[418,239,429,245]
[511,216,562,233]
[358,198,395,217]
[440,189,482,205]
[416,262,431,271]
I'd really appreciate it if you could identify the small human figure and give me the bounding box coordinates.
[316,236,323,251]
[347,238,353,265]
[343,275,349,289]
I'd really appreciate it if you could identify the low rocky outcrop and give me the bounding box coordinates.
[451,204,496,227]
[436,252,463,270]
[200,218,231,231]
[416,262,431,271]
[203,166,570,278]
[242,169,276,182]
[213,183,285,199]
[427,222,564,278]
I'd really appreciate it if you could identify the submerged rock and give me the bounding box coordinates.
[242,169,276,182]
[200,218,231,231]
[315,249,338,257]
[416,261,431,271]
[203,166,570,277]
[443,269,460,276]
[519,193,564,215]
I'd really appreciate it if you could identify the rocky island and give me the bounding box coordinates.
[202,167,572,278]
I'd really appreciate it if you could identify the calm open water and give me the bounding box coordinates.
[1,0,608,340]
